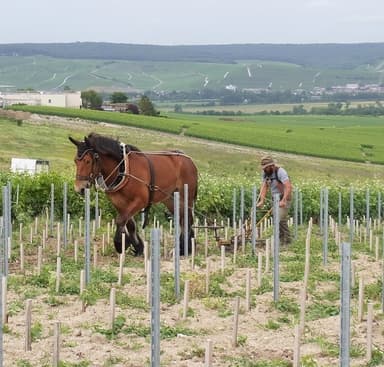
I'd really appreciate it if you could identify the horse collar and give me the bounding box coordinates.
[95,147,130,193]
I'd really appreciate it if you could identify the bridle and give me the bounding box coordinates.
[74,148,101,183]
[75,147,126,191]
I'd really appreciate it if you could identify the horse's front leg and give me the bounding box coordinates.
[113,214,144,256]
[125,218,144,256]
[113,213,129,254]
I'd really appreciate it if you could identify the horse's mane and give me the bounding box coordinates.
[86,133,140,160]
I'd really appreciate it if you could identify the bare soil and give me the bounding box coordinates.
[2,227,384,367]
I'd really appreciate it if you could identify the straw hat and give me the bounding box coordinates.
[260,155,275,169]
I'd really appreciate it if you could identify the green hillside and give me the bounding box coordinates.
[1,42,384,93]
[0,56,383,93]
[2,113,384,184]
[7,106,384,165]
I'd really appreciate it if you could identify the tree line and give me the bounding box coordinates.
[2,42,384,68]
[80,90,158,116]
[187,101,384,117]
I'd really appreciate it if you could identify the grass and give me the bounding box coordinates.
[161,100,384,114]
[2,112,384,184]
[10,103,384,165]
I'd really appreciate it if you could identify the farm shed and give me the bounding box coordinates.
[10,158,49,174]
[0,91,81,108]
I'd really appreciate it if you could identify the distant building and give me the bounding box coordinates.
[11,158,49,175]
[0,91,81,108]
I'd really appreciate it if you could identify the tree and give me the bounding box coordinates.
[81,90,103,109]
[126,103,139,114]
[174,104,183,113]
[138,95,158,116]
[111,92,128,104]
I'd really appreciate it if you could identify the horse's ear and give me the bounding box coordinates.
[84,136,90,146]
[69,136,80,146]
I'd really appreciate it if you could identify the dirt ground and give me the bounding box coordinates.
[2,225,384,367]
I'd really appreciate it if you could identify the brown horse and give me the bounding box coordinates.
[69,133,198,256]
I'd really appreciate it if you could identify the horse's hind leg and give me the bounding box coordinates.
[179,206,195,256]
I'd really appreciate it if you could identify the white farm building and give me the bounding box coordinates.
[11,158,49,175]
[0,91,81,108]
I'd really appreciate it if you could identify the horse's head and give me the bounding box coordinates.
[69,136,99,195]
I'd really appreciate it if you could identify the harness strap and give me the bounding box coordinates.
[98,144,130,193]
[142,154,156,229]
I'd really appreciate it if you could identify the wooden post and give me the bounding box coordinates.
[55,257,61,293]
[205,259,210,294]
[245,269,251,312]
[293,324,300,367]
[25,299,32,352]
[358,276,364,322]
[221,245,225,273]
[257,252,262,287]
[231,296,240,348]
[52,321,60,367]
[109,287,116,330]
[182,280,190,320]
[117,253,125,286]
[204,339,213,367]
[20,243,24,273]
[80,270,86,312]
[74,240,78,263]
[191,238,195,270]
[93,243,98,268]
[37,246,42,276]
[366,302,373,361]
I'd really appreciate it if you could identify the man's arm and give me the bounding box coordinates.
[280,179,292,207]
[257,180,269,208]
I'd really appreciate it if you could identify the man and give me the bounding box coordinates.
[256,155,292,246]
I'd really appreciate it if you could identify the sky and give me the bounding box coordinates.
[1,0,384,45]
